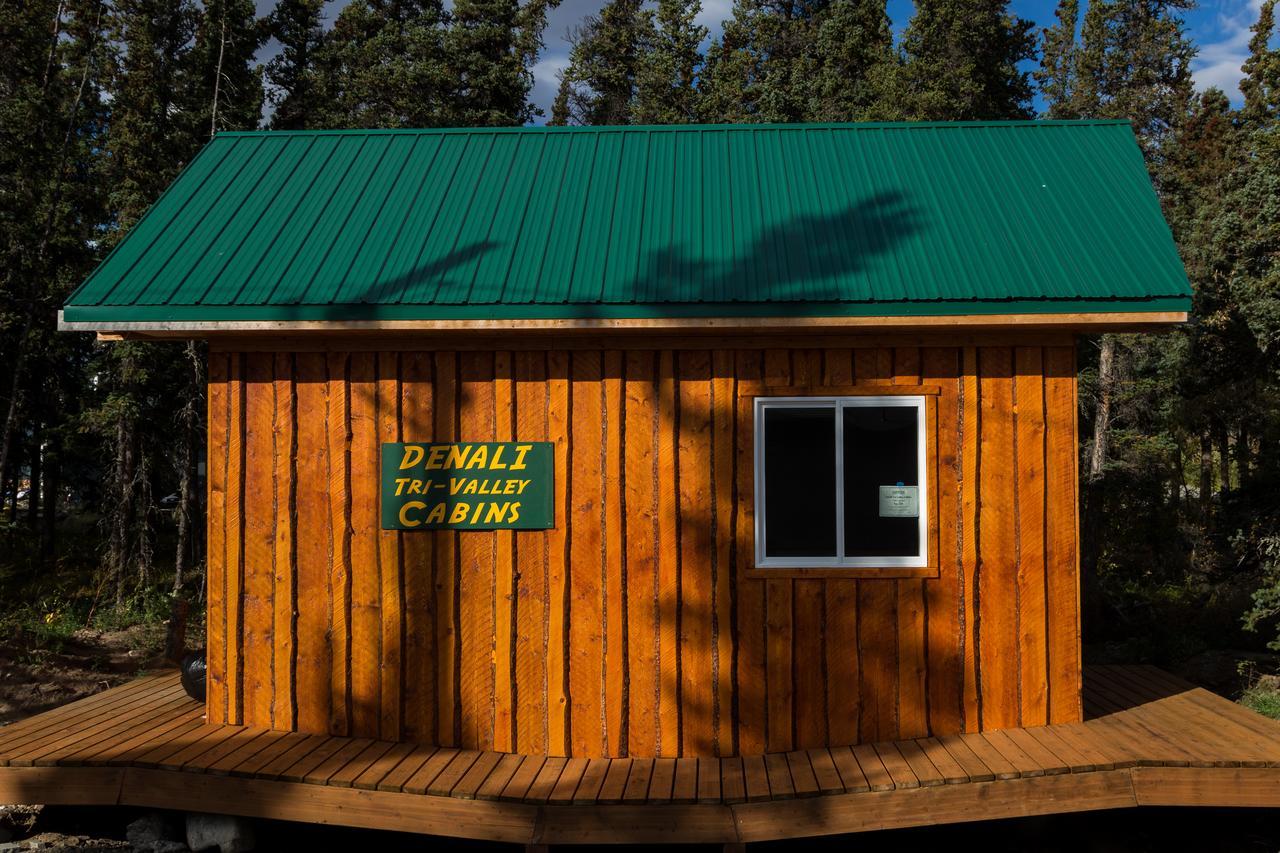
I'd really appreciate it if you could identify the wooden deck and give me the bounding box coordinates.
[2,665,1279,845]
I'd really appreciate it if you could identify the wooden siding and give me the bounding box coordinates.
[205,343,1081,757]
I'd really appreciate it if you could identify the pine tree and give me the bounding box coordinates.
[263,0,326,129]
[311,0,450,128]
[1241,0,1279,129]
[1035,0,1078,118]
[550,0,647,125]
[632,0,706,124]
[803,0,895,120]
[890,0,1036,121]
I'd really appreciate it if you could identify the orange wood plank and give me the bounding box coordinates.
[377,351,403,742]
[454,750,505,799]
[601,351,626,757]
[347,351,381,739]
[647,757,676,803]
[514,351,548,755]
[207,354,229,724]
[434,351,459,746]
[569,350,605,758]
[546,351,571,756]
[711,349,735,757]
[241,354,275,730]
[400,352,435,743]
[328,741,397,787]
[549,756,589,805]
[459,351,497,751]
[272,352,296,731]
[1014,347,1050,728]
[656,350,679,756]
[872,742,920,789]
[293,353,332,735]
[678,350,715,756]
[960,347,981,730]
[896,739,945,787]
[766,578,794,752]
[572,758,612,804]
[597,758,632,803]
[1045,345,1082,724]
[326,351,351,737]
[499,754,546,801]
[893,348,928,740]
[225,354,245,725]
[923,348,963,735]
[794,579,827,749]
[476,753,527,800]
[977,346,1019,729]
[425,750,480,796]
[624,350,659,758]
[492,351,516,753]
[351,741,418,791]
[375,745,438,792]
[735,350,767,755]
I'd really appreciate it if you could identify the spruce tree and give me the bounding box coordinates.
[446,0,548,125]
[311,0,450,128]
[1035,0,1078,118]
[803,0,895,120]
[890,0,1036,121]
[263,0,326,129]
[1241,0,1279,129]
[632,0,706,124]
[186,0,264,137]
[550,0,647,125]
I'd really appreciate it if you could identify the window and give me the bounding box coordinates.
[754,396,927,569]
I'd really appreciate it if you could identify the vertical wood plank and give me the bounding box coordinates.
[569,350,605,758]
[894,347,927,739]
[459,351,497,750]
[242,353,276,729]
[678,350,714,756]
[624,351,658,758]
[348,352,381,738]
[226,353,245,726]
[977,346,1019,729]
[763,349,793,753]
[400,352,435,744]
[272,353,296,732]
[294,353,333,734]
[734,349,767,755]
[434,352,459,746]
[656,350,680,757]
[493,351,516,753]
[547,350,571,755]
[515,351,549,755]
[854,348,897,742]
[711,350,735,757]
[377,352,403,742]
[206,353,229,725]
[1014,347,1049,728]
[603,350,626,757]
[1044,345,1082,724]
[923,347,963,737]
[823,348,859,746]
[961,346,981,730]
[794,579,827,749]
[327,351,351,737]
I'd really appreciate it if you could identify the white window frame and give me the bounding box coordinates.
[754,395,928,569]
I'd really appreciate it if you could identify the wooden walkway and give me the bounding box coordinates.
[2,665,1279,845]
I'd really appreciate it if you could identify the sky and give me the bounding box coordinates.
[255,0,1270,123]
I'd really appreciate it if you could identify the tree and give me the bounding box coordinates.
[632,0,706,124]
[889,0,1036,121]
[1241,0,1279,130]
[310,0,451,129]
[186,0,264,138]
[263,0,326,129]
[446,0,553,125]
[551,0,648,125]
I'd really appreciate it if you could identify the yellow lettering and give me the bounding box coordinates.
[426,446,447,469]
[398,501,426,528]
[509,444,533,471]
[516,479,532,494]
[394,478,411,496]
[407,480,424,495]
[489,445,508,469]
[449,478,465,495]
[399,445,425,470]
[425,503,447,524]
[508,502,521,523]
[470,503,485,524]
[463,479,479,495]
[449,503,470,523]
[465,446,489,469]
[445,445,469,469]
[484,503,509,523]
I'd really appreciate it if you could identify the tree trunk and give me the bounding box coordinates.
[1199,431,1213,517]
[1080,335,1116,638]
[1089,336,1116,480]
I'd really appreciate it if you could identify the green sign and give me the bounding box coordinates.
[381,442,555,530]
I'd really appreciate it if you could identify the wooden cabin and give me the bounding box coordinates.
[30,121,1278,843]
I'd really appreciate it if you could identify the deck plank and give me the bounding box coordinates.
[351,742,420,791]
[915,738,970,784]
[672,758,699,803]
[328,741,398,788]
[476,754,527,801]
[596,758,631,804]
[896,739,947,786]
[851,744,894,791]
[572,758,611,805]
[453,751,506,800]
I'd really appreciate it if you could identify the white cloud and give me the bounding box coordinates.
[694,0,734,37]
[1191,0,1263,103]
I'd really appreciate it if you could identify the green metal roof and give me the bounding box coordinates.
[62,121,1191,326]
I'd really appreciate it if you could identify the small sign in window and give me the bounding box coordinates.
[878,484,919,518]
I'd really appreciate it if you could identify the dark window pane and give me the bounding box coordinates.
[843,405,920,558]
[763,406,837,558]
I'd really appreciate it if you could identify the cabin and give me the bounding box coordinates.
[6,121,1279,846]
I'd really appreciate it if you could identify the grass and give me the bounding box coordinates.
[1240,673,1280,720]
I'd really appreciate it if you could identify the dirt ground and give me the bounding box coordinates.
[0,627,166,726]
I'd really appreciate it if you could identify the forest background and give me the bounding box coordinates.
[3,0,1280,711]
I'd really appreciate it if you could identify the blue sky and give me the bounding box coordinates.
[257,0,1269,123]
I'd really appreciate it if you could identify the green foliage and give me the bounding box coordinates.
[632,0,706,124]
[1239,670,1280,719]
[263,0,326,129]
[552,0,649,125]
